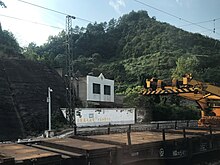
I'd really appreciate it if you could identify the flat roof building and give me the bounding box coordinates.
[72,73,124,108]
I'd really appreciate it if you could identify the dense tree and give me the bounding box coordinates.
[19,10,220,86]
[5,9,220,127]
[20,10,220,120]
[171,55,199,79]
[22,10,220,86]
[0,29,21,58]
[0,0,6,8]
[23,42,41,61]
[123,85,200,121]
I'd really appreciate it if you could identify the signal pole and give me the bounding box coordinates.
[66,15,76,126]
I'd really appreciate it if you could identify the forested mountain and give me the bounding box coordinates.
[23,10,220,90]
[2,10,219,122]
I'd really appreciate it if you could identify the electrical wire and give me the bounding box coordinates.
[179,18,220,28]
[213,19,216,33]
[134,0,220,36]
[200,27,220,34]
[0,14,64,29]
[16,0,94,24]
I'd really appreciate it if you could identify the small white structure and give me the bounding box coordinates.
[61,73,136,127]
[87,73,114,103]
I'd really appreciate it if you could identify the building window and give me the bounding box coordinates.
[93,83,100,94]
[104,85,111,95]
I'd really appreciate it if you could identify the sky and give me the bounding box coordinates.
[0,0,220,47]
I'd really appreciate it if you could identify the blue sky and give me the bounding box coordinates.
[0,0,220,46]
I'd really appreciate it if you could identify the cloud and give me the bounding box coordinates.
[109,0,126,15]
[176,0,182,5]
[176,0,191,8]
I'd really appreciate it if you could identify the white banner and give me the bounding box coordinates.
[75,108,135,127]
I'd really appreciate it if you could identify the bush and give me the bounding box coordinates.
[152,104,200,121]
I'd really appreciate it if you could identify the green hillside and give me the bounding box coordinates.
[3,10,220,121]
[23,10,220,88]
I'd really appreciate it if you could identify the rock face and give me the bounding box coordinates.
[0,59,66,140]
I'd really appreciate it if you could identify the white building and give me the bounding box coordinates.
[72,73,122,108]
[87,73,114,103]
[62,73,136,127]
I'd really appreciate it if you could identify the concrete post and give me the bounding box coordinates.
[127,131,132,146]
[162,129,166,141]
[108,123,111,135]
[183,128,186,138]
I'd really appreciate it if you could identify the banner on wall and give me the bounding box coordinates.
[74,108,135,127]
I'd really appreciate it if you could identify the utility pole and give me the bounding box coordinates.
[47,87,53,131]
[65,15,76,126]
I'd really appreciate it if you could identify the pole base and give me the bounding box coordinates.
[44,130,54,138]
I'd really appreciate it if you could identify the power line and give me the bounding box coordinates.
[0,14,63,29]
[133,0,220,36]
[200,27,220,34]
[16,0,94,24]
[179,18,220,28]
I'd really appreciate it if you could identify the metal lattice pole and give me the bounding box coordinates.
[66,15,75,126]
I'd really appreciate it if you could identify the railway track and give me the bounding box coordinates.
[56,120,198,137]
[2,120,220,165]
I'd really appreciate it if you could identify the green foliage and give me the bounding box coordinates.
[19,10,220,121]
[0,0,6,8]
[23,31,67,66]
[23,42,42,61]
[123,86,200,121]
[1,9,215,128]
[96,62,127,83]
[124,86,154,108]
[0,29,21,58]
[171,55,199,79]
[51,111,68,130]
[201,67,220,85]
[22,10,220,86]
[72,56,95,75]
[152,103,200,121]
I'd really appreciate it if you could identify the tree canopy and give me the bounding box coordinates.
[0,0,6,8]
[0,28,22,58]
[2,10,219,121]
[22,10,220,88]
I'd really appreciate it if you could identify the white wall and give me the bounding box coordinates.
[87,73,114,102]
[75,108,135,127]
